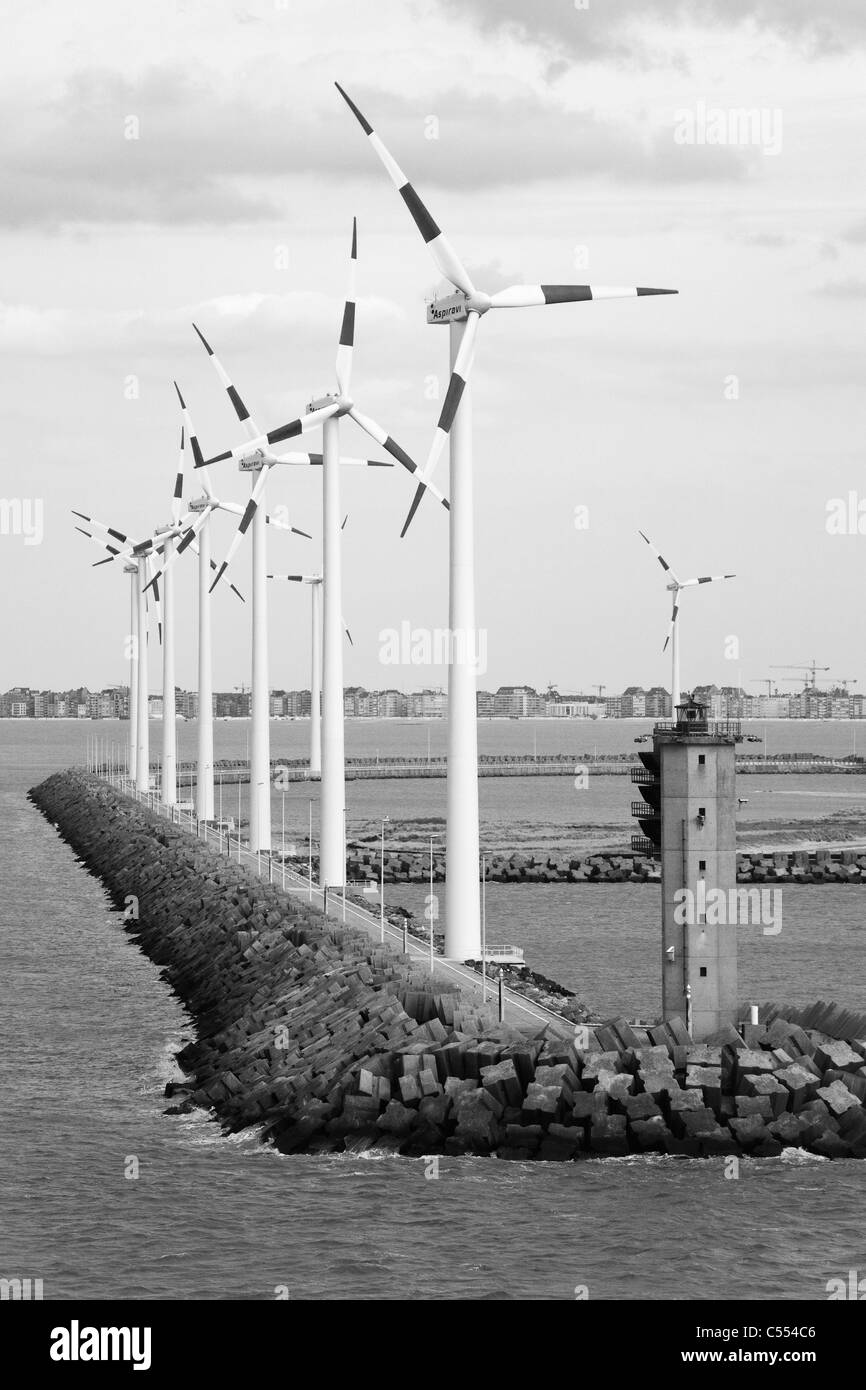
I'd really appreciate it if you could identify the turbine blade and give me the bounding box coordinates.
[400,482,427,540]
[347,405,449,511]
[335,82,475,297]
[271,450,391,467]
[192,324,260,439]
[76,527,124,561]
[417,309,479,501]
[199,552,246,603]
[490,285,678,309]
[682,573,737,585]
[202,403,340,466]
[171,424,185,524]
[146,555,163,645]
[663,599,679,652]
[344,623,354,647]
[335,217,357,395]
[639,529,681,585]
[210,470,268,590]
[71,510,128,544]
[265,513,313,540]
[175,381,214,498]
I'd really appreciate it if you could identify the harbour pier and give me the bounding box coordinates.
[27,769,866,1161]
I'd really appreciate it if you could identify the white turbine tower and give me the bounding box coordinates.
[639,531,736,709]
[160,420,188,805]
[203,219,437,889]
[268,571,354,778]
[337,82,677,958]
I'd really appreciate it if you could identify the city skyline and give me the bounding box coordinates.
[5,678,865,722]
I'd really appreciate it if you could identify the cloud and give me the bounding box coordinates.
[441,0,866,64]
[815,277,866,298]
[0,67,753,229]
[0,288,403,356]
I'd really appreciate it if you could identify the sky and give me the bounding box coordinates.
[1,0,865,698]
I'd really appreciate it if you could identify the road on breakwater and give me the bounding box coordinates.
[113,777,575,1040]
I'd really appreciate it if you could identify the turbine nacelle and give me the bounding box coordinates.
[307,391,354,417]
[238,449,277,471]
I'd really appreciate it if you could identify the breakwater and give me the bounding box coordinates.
[340,847,866,886]
[28,772,866,1160]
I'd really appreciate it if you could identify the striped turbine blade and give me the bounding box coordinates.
[335,83,475,297]
[72,510,128,544]
[345,405,444,508]
[204,405,337,466]
[490,285,677,309]
[420,309,478,494]
[172,426,185,522]
[663,601,679,651]
[192,323,259,437]
[175,382,209,472]
[335,216,357,394]
[639,530,675,576]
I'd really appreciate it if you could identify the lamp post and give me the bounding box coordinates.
[379,815,390,943]
[429,837,435,970]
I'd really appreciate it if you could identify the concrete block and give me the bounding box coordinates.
[630,1116,671,1152]
[814,1040,864,1074]
[817,1080,863,1118]
[728,1115,769,1149]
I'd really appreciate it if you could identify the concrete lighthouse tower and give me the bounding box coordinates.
[632,696,741,1040]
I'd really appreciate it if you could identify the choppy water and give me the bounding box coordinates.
[2,721,865,1300]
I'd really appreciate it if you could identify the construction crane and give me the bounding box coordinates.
[770,662,830,691]
[834,677,858,693]
[594,684,606,698]
[749,679,782,697]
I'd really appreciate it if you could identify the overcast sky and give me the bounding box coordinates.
[2,0,864,697]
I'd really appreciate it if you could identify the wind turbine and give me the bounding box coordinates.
[152,373,315,849]
[268,571,354,777]
[73,521,140,780]
[639,531,735,709]
[336,81,677,958]
[148,386,306,821]
[199,219,435,888]
[74,516,171,791]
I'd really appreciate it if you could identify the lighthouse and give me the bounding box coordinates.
[632,695,741,1040]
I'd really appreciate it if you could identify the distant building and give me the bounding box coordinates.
[493,685,545,718]
[645,687,671,718]
[408,689,447,718]
[379,689,407,718]
[621,686,647,718]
